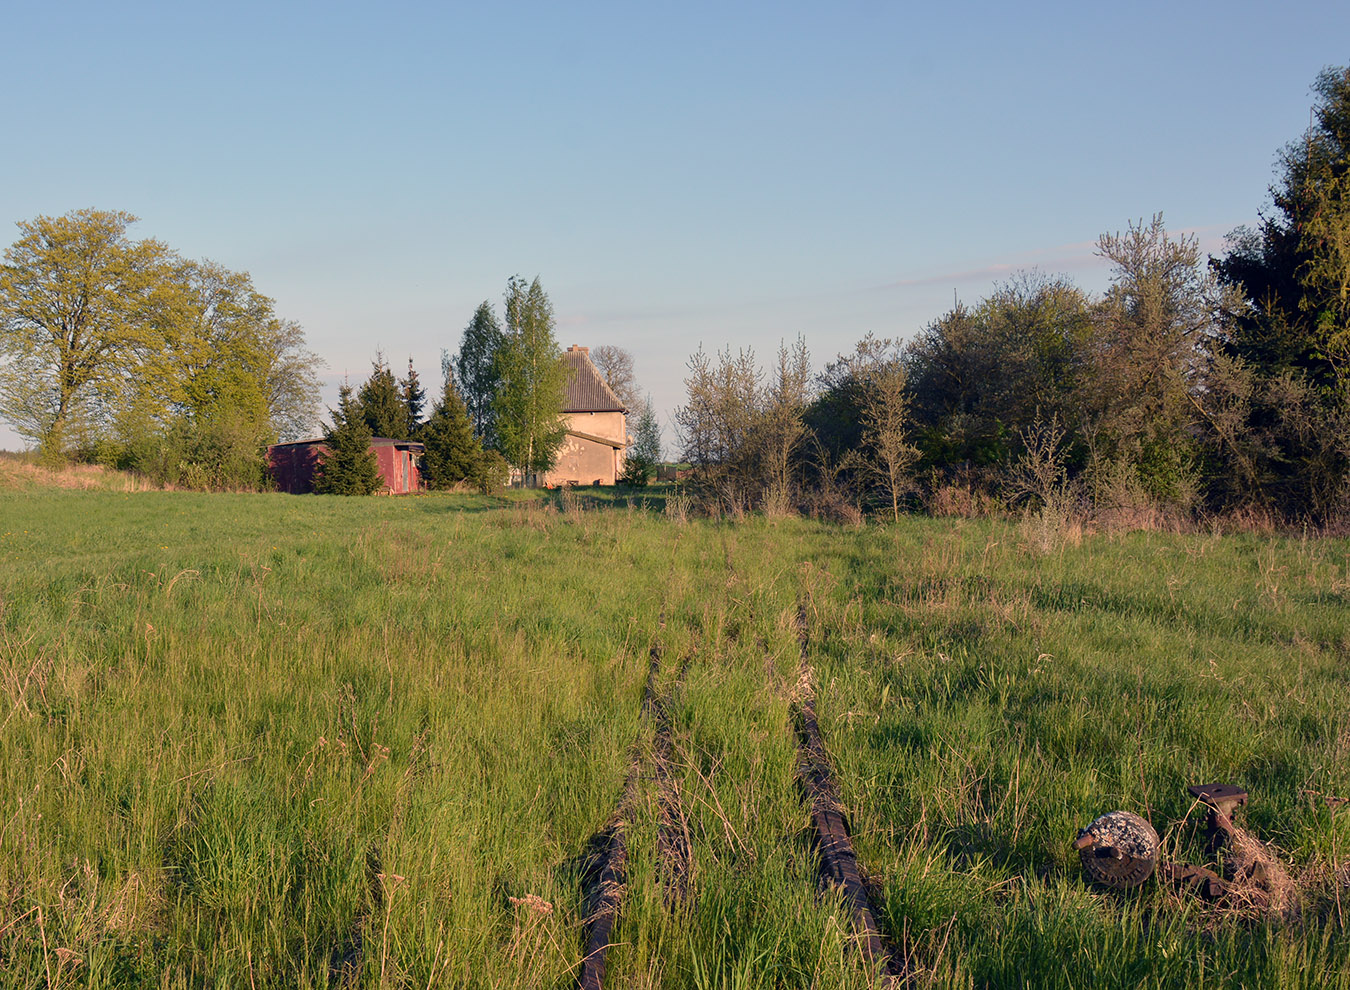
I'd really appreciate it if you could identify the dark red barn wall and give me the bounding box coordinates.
[371,443,422,493]
[266,440,423,494]
[267,442,326,494]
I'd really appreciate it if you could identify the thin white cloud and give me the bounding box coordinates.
[875,239,1103,292]
[874,222,1242,294]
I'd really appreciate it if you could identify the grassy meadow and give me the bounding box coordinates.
[1,484,1348,988]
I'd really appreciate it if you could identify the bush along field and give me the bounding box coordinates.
[0,488,1347,988]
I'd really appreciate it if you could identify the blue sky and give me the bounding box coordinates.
[2,1,1348,449]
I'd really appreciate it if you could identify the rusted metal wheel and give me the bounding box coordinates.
[1074,811,1160,889]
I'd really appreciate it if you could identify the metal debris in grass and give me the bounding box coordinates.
[1074,811,1160,889]
[1075,782,1305,923]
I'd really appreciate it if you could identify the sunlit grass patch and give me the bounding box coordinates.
[0,490,1346,987]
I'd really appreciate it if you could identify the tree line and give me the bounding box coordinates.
[315,277,663,494]
[0,209,322,488]
[8,65,1342,511]
[0,213,661,493]
[676,66,1350,526]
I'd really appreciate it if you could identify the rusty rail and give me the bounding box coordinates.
[578,615,690,989]
[577,785,635,990]
[794,604,903,983]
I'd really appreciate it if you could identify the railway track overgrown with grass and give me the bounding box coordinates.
[1,488,1348,987]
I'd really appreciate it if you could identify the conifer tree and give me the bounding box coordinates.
[421,375,482,489]
[1210,64,1350,519]
[400,357,426,439]
[620,397,662,485]
[358,353,405,439]
[315,382,381,495]
[456,302,504,441]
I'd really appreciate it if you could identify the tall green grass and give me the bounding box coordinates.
[0,490,1346,987]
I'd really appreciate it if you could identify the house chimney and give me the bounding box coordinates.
[569,344,589,355]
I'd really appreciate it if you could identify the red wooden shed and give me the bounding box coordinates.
[267,438,424,494]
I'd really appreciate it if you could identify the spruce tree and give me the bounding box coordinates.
[315,382,381,495]
[358,354,405,439]
[400,358,426,439]
[620,397,662,485]
[421,376,483,489]
[456,302,504,441]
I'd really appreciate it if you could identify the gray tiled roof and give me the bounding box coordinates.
[562,347,626,413]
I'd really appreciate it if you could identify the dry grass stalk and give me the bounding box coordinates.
[1214,807,1300,921]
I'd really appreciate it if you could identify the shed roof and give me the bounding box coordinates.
[266,438,424,452]
[562,346,626,413]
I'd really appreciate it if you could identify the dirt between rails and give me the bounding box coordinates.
[329,845,384,987]
[578,617,692,990]
[794,604,906,985]
[647,657,694,907]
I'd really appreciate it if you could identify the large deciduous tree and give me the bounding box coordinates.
[492,276,568,483]
[590,344,641,411]
[0,209,181,456]
[0,209,322,481]
[141,259,320,487]
[173,259,321,444]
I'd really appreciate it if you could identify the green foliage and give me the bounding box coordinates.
[0,210,321,482]
[1085,215,1213,512]
[474,448,511,494]
[315,382,381,495]
[139,390,270,490]
[904,272,1093,478]
[620,397,662,486]
[0,209,182,456]
[400,357,426,440]
[171,259,320,445]
[899,222,1213,517]
[1292,66,1350,375]
[1210,65,1350,520]
[421,376,482,489]
[492,277,569,482]
[455,301,504,441]
[357,354,405,440]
